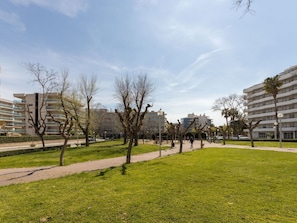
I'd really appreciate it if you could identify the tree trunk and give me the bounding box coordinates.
[59,139,69,166]
[41,137,45,149]
[85,131,90,147]
[179,137,183,153]
[121,130,128,145]
[126,138,134,164]
[223,135,226,145]
[171,139,174,148]
[134,134,138,146]
[273,96,279,139]
[249,129,254,147]
[197,132,202,148]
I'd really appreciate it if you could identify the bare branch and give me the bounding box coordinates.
[233,0,255,15]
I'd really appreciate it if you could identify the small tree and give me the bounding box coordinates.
[114,74,154,164]
[73,75,98,147]
[175,118,197,153]
[246,120,262,147]
[219,125,229,145]
[166,121,177,148]
[48,70,75,166]
[193,123,207,149]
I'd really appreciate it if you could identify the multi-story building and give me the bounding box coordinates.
[13,93,63,136]
[96,109,122,138]
[141,110,167,137]
[0,98,14,135]
[181,113,212,130]
[244,65,297,139]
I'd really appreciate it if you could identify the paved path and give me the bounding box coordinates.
[1,140,297,187]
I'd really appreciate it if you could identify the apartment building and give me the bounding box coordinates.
[141,110,167,136]
[96,109,122,138]
[243,65,297,139]
[181,113,212,129]
[0,98,14,135]
[14,93,63,136]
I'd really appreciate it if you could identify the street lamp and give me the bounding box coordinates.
[157,108,164,157]
[278,113,284,148]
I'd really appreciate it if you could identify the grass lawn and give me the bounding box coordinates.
[1,148,297,222]
[222,140,297,148]
[0,140,165,168]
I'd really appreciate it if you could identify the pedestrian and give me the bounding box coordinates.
[190,136,194,148]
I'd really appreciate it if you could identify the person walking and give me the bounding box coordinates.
[190,136,194,149]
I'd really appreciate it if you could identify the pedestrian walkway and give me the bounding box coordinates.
[0,139,88,153]
[1,140,297,187]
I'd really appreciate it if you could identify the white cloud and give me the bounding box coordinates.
[10,0,87,17]
[0,9,26,31]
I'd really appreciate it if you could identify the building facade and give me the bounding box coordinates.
[0,98,14,135]
[181,113,212,130]
[141,110,167,137]
[243,65,297,139]
[14,93,62,136]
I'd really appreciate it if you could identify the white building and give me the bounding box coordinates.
[14,93,63,136]
[0,98,14,134]
[181,113,211,129]
[243,65,297,139]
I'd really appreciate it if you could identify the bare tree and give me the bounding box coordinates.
[114,74,154,164]
[48,70,75,166]
[24,63,57,149]
[89,103,104,141]
[219,125,229,145]
[166,121,177,148]
[246,119,262,147]
[175,118,197,153]
[73,75,99,147]
[193,123,207,149]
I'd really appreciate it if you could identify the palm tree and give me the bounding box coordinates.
[263,75,283,139]
[221,108,230,139]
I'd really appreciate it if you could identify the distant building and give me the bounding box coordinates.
[181,113,212,130]
[141,110,167,137]
[244,65,297,139]
[0,98,14,135]
[13,93,63,136]
[96,109,122,138]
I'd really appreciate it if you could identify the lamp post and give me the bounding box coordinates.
[278,113,284,148]
[157,109,163,157]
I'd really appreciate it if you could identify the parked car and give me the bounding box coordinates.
[238,135,249,140]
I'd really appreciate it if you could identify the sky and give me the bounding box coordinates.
[1,0,297,125]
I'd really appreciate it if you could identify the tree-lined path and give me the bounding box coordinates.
[1,140,297,186]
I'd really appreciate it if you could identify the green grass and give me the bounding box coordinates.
[1,148,297,222]
[0,140,165,168]
[223,140,297,148]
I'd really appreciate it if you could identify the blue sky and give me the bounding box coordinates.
[1,0,297,125]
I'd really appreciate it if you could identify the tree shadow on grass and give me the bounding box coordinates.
[96,164,128,177]
[97,166,116,177]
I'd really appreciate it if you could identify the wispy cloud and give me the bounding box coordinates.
[0,9,25,31]
[168,48,224,92]
[10,0,88,17]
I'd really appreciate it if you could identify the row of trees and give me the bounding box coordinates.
[25,63,98,166]
[26,64,202,165]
